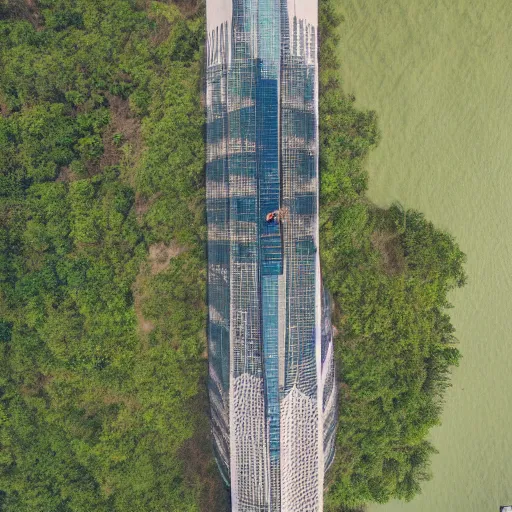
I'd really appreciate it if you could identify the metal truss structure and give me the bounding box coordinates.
[206,1,337,510]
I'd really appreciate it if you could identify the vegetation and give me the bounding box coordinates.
[0,1,465,511]
[0,1,227,510]
[319,3,466,510]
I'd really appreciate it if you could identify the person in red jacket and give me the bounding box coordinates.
[266,211,278,223]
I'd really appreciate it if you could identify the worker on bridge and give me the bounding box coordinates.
[266,209,287,224]
[266,211,278,224]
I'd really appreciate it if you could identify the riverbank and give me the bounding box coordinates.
[319,2,466,510]
[336,1,512,510]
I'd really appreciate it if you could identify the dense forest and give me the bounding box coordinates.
[0,1,465,511]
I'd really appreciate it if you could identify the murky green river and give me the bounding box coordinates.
[337,1,512,511]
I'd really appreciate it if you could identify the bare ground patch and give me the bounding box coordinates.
[56,166,78,183]
[148,241,187,274]
[2,0,42,27]
[100,94,143,183]
[172,0,202,17]
[133,270,155,338]
[132,241,188,341]
[371,230,406,276]
[150,15,171,45]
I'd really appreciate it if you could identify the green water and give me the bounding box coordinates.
[337,1,512,511]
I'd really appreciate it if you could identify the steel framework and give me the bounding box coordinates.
[206,1,337,510]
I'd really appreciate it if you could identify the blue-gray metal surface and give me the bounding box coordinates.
[206,1,338,510]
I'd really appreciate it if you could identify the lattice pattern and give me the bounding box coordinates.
[280,387,320,511]
[232,374,269,511]
[206,1,337,510]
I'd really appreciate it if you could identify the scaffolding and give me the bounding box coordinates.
[206,1,337,510]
